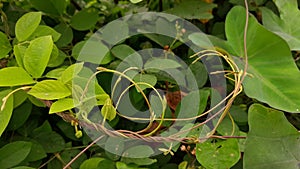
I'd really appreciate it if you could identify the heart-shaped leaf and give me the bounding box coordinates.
[261,0,300,50]
[244,104,300,169]
[225,6,300,113]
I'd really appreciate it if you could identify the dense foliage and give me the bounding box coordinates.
[0,0,300,169]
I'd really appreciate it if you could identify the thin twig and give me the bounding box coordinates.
[63,135,105,169]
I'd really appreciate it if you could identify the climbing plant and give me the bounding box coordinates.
[0,0,300,169]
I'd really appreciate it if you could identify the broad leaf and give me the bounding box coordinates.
[28,25,61,42]
[73,40,110,64]
[49,98,75,114]
[15,12,41,41]
[14,44,27,68]
[0,67,35,86]
[28,80,71,100]
[133,74,157,91]
[29,0,68,15]
[24,35,53,78]
[261,0,300,50]
[130,0,143,3]
[196,138,240,169]
[7,101,32,130]
[165,0,217,20]
[54,23,73,47]
[33,131,65,153]
[60,62,84,84]
[47,47,66,67]
[102,20,129,45]
[0,141,32,168]
[111,44,136,60]
[70,8,98,31]
[122,145,154,158]
[244,104,300,169]
[144,58,181,70]
[0,32,11,59]
[0,89,13,137]
[225,6,300,112]
[80,158,105,169]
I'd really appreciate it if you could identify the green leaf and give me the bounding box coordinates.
[0,67,35,86]
[25,140,47,162]
[0,89,13,137]
[116,162,141,169]
[70,8,98,31]
[60,62,84,84]
[80,158,105,169]
[0,141,32,168]
[130,0,143,3]
[261,0,300,50]
[196,138,240,169]
[73,40,110,64]
[102,20,129,45]
[144,58,181,70]
[47,46,66,67]
[133,74,157,91]
[121,157,157,166]
[226,6,300,112]
[111,44,136,60]
[28,80,71,100]
[45,67,66,79]
[244,104,300,169]
[101,98,117,121]
[13,44,27,68]
[54,23,73,47]
[29,0,68,15]
[13,89,28,108]
[33,131,65,153]
[0,32,11,59]
[28,25,61,42]
[188,62,208,89]
[7,100,32,130]
[24,35,53,78]
[15,12,41,41]
[49,98,75,114]
[165,0,217,20]
[122,145,154,158]
[11,167,35,169]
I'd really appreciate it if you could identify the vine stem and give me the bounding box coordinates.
[242,0,249,80]
[63,135,105,169]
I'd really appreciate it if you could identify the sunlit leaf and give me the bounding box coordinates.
[15,12,41,41]
[0,89,13,137]
[0,32,11,59]
[0,67,35,86]
[24,35,53,78]
[101,98,116,121]
[49,98,75,114]
[28,80,71,100]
